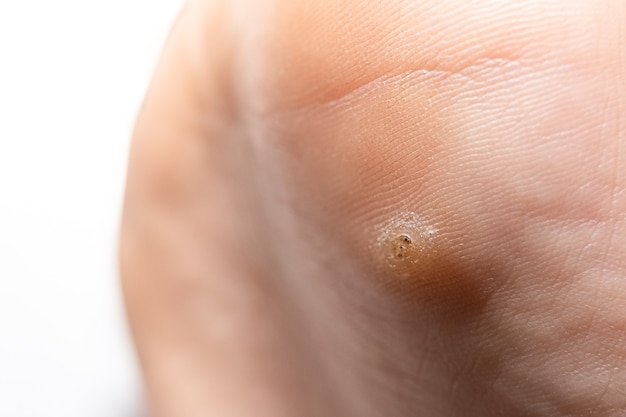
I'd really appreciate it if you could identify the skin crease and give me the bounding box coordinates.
[120,0,626,416]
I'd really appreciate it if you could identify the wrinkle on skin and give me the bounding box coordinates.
[255,0,604,109]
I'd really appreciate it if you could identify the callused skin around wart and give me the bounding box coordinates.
[121,1,626,416]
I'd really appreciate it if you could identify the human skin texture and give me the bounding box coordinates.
[120,1,626,416]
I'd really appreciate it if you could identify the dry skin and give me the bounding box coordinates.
[376,212,437,271]
[374,212,494,317]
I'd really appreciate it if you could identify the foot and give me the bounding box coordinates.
[120,1,626,416]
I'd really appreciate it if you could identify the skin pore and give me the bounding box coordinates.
[120,1,626,416]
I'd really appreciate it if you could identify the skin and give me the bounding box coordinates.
[120,0,626,416]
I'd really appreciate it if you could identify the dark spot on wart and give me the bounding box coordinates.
[392,234,415,260]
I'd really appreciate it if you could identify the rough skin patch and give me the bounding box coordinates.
[373,212,492,318]
[376,212,437,270]
[391,235,414,260]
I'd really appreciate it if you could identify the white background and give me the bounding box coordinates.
[0,1,184,416]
